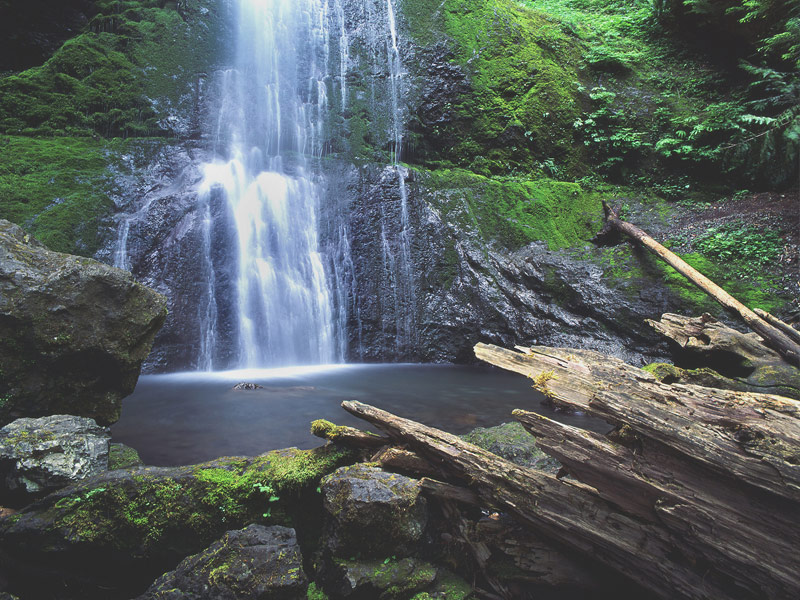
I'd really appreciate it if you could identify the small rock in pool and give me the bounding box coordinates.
[233,382,264,390]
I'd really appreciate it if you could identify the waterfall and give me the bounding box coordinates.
[197,0,338,369]
[382,0,417,355]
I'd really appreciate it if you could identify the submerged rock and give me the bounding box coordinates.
[321,464,427,558]
[0,415,110,507]
[461,422,560,474]
[233,382,264,390]
[0,220,167,426]
[136,524,307,600]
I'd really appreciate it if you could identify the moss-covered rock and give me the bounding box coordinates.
[136,524,308,600]
[108,442,144,470]
[0,0,226,138]
[328,557,437,600]
[401,0,584,176]
[461,422,560,473]
[321,464,427,559]
[0,445,356,597]
[0,220,167,426]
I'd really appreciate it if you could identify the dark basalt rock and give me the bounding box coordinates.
[136,524,307,600]
[0,220,167,426]
[0,415,110,507]
[320,464,427,559]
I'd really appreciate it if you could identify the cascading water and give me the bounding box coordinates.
[112,0,420,370]
[197,0,338,369]
[382,0,417,354]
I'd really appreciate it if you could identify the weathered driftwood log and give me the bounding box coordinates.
[343,390,800,599]
[342,401,738,600]
[473,343,800,599]
[601,201,800,367]
[647,313,800,398]
[475,343,800,501]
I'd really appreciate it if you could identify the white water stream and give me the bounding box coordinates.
[197,0,338,369]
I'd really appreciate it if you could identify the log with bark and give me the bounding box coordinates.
[600,201,800,367]
[332,343,800,600]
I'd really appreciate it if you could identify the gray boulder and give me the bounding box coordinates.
[0,415,109,506]
[0,220,167,426]
[136,524,307,600]
[321,464,427,558]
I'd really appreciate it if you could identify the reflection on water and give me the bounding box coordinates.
[112,364,608,466]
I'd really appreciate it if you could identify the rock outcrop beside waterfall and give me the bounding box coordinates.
[0,220,167,425]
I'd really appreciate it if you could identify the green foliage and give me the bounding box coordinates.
[694,222,784,270]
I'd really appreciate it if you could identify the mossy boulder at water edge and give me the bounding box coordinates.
[321,464,428,559]
[461,422,560,473]
[0,445,357,598]
[0,220,167,426]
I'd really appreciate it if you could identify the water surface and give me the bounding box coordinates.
[112,364,607,466]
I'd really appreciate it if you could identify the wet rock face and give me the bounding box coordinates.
[321,464,427,558]
[0,220,167,425]
[0,415,110,507]
[136,525,308,600]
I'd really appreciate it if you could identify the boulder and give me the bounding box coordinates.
[136,524,307,600]
[0,415,109,506]
[0,220,167,426]
[108,443,144,470]
[0,445,355,598]
[327,557,438,600]
[461,422,560,473]
[321,464,427,559]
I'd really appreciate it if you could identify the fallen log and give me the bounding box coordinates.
[471,343,800,599]
[310,418,389,448]
[755,308,800,345]
[475,342,800,501]
[601,201,800,367]
[342,382,800,600]
[342,401,742,600]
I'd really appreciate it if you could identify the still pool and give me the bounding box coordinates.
[112,364,608,466]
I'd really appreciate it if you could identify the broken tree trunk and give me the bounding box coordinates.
[601,201,800,367]
[647,312,800,398]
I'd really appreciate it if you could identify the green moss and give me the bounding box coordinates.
[419,168,603,250]
[32,446,356,557]
[402,0,583,175]
[0,1,223,138]
[307,582,329,600]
